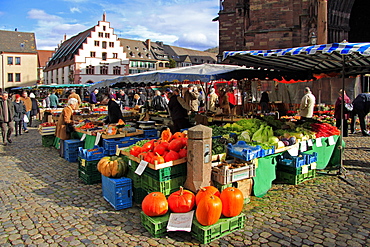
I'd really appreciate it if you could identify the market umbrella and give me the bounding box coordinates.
[223,42,370,175]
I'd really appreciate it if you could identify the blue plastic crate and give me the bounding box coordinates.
[261,146,275,157]
[64,151,79,162]
[302,152,318,165]
[101,175,133,210]
[64,139,84,152]
[103,137,143,155]
[78,146,105,161]
[227,141,262,161]
[142,129,158,138]
[278,153,306,168]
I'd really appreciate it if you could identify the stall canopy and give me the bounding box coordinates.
[88,64,256,90]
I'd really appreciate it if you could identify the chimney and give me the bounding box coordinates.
[103,12,106,22]
[15,28,18,31]
[146,39,151,51]
[63,34,67,41]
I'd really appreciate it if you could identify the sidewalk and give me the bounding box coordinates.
[0,128,369,246]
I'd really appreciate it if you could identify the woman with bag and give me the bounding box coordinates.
[13,94,26,136]
[334,89,351,137]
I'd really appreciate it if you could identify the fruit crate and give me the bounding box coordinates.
[38,125,56,135]
[211,160,257,185]
[141,175,186,196]
[78,146,105,161]
[78,157,99,172]
[103,137,143,155]
[140,211,170,238]
[276,169,316,185]
[124,156,187,182]
[101,176,132,210]
[276,163,315,175]
[42,135,55,147]
[227,141,263,161]
[132,187,148,204]
[78,170,101,185]
[191,213,246,244]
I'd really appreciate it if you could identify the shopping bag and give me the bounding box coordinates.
[23,115,29,123]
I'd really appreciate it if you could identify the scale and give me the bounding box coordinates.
[137,120,156,129]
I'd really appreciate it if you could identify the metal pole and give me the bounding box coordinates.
[338,55,346,175]
[1,54,4,92]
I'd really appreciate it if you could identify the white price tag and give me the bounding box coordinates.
[288,146,299,157]
[135,160,148,175]
[315,138,322,147]
[94,132,101,146]
[167,210,194,232]
[301,165,309,174]
[115,145,120,156]
[307,139,313,147]
[129,160,132,166]
[311,162,317,170]
[300,141,307,152]
[328,135,335,146]
[80,133,86,141]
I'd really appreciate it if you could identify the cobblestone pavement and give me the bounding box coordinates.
[0,128,369,246]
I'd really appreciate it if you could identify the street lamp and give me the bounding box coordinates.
[310,32,317,45]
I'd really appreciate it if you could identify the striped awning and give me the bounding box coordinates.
[223,42,370,77]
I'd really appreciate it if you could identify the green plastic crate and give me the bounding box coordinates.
[78,170,102,185]
[126,168,142,188]
[277,164,314,175]
[42,135,55,147]
[78,157,99,172]
[133,187,148,204]
[213,181,237,192]
[276,169,316,185]
[191,213,245,244]
[140,211,170,238]
[141,175,186,196]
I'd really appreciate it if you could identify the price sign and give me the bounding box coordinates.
[316,137,322,147]
[135,160,148,175]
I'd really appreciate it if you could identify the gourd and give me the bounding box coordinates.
[97,156,127,178]
[195,186,220,206]
[220,187,244,217]
[195,195,222,226]
[142,192,168,216]
[167,186,195,213]
[161,128,172,142]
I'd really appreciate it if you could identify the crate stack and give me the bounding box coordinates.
[41,135,55,147]
[123,156,187,204]
[78,146,105,184]
[276,152,318,185]
[101,176,133,210]
[63,139,84,162]
[103,137,145,156]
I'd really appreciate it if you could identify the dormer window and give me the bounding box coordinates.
[129,51,134,57]
[126,45,130,50]
[135,47,139,51]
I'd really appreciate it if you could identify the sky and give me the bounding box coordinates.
[0,0,220,51]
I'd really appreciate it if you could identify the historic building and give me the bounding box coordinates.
[0,30,38,90]
[37,50,54,84]
[43,13,129,84]
[163,45,217,67]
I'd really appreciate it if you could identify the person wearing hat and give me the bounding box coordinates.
[29,93,40,127]
[0,91,15,145]
[299,87,316,120]
[20,91,32,133]
[13,94,26,136]
[183,84,199,112]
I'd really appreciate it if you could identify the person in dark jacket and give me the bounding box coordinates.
[89,89,100,111]
[13,94,26,136]
[104,95,124,124]
[0,92,15,145]
[334,89,351,137]
[350,92,370,136]
[168,89,191,132]
[29,93,40,127]
[260,91,270,113]
[151,90,168,111]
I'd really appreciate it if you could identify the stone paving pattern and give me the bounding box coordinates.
[0,128,369,246]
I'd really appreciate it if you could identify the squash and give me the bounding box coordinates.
[152,153,165,164]
[168,138,184,152]
[161,128,172,142]
[195,186,221,206]
[167,186,195,213]
[195,195,222,226]
[172,132,186,140]
[220,187,244,217]
[142,192,168,216]
[97,156,127,178]
[164,150,180,162]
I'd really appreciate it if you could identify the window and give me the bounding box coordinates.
[126,45,130,50]
[109,42,114,48]
[102,52,107,61]
[102,41,107,49]
[113,66,121,75]
[98,32,103,37]
[7,73,13,82]
[86,65,94,75]
[113,53,118,59]
[105,33,110,38]
[103,26,106,31]
[7,57,13,65]
[158,62,163,67]
[90,52,96,57]
[94,40,100,46]
[100,66,108,75]
[15,73,21,82]
[15,57,21,65]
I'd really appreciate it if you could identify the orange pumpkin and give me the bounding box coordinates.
[161,128,172,142]
[172,132,186,140]
[220,187,244,217]
[196,195,222,226]
[195,186,221,205]
[167,186,195,213]
[152,153,165,164]
[142,192,168,216]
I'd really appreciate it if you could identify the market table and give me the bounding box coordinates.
[252,135,341,197]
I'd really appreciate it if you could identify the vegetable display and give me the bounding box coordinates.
[167,187,195,213]
[97,156,128,178]
[142,192,168,217]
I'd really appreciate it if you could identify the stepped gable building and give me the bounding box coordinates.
[0,30,38,90]
[163,45,217,67]
[37,50,54,85]
[44,13,129,85]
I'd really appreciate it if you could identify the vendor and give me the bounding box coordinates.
[104,95,124,124]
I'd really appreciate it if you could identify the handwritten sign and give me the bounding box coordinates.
[167,211,194,232]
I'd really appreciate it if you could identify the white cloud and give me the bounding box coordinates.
[27,9,62,21]
[70,7,81,13]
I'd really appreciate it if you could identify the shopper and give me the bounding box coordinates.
[151,90,167,111]
[20,91,32,133]
[132,94,144,107]
[104,95,124,124]
[168,88,191,133]
[227,88,236,115]
[13,94,26,136]
[117,90,129,109]
[29,93,40,127]
[208,88,219,113]
[0,92,15,145]
[89,89,99,111]
[219,88,230,115]
[334,89,351,137]
[299,87,316,120]
[42,92,51,108]
[260,91,270,113]
[68,89,82,107]
[350,92,370,136]
[49,91,59,108]
[183,84,199,112]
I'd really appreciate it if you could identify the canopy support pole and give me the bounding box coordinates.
[338,55,347,176]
